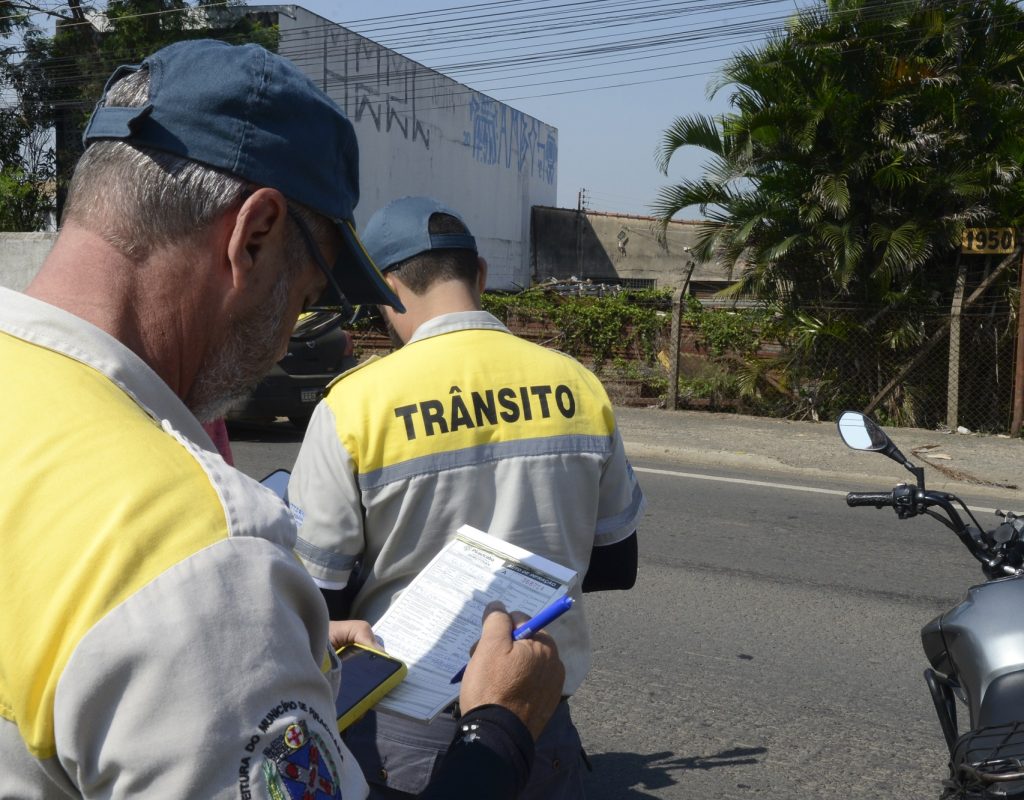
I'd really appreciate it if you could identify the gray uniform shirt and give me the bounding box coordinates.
[289,311,646,695]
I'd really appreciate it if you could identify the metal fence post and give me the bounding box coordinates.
[946,257,966,430]
[1010,250,1024,436]
[666,259,695,411]
[667,287,684,410]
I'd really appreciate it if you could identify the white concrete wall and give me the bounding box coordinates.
[273,6,558,290]
[2,11,558,293]
[0,232,56,291]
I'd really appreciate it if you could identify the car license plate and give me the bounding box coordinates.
[301,389,321,404]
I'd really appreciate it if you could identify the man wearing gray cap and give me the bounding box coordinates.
[288,196,646,799]
[0,42,562,799]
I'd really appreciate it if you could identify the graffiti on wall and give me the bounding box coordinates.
[465,93,557,185]
[301,26,557,180]
[331,35,431,150]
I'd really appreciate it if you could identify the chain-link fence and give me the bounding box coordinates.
[947,307,1018,432]
[863,305,1017,434]
[347,281,1024,435]
[660,296,1021,434]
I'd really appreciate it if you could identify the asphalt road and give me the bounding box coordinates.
[569,456,989,800]
[227,421,1012,800]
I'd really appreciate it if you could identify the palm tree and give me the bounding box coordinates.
[655,0,1024,425]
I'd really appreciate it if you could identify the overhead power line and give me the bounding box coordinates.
[3,0,1021,114]
[0,0,815,113]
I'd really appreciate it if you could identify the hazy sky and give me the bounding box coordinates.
[297,0,811,218]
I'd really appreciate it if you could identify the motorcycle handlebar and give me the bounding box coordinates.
[846,491,896,508]
[846,487,989,564]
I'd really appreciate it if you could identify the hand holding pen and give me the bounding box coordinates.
[451,595,575,684]
[455,600,567,741]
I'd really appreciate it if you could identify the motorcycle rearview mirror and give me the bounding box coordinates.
[837,411,925,489]
[837,411,890,452]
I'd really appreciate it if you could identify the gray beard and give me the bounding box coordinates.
[186,270,292,423]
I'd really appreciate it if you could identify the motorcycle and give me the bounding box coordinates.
[838,411,1024,798]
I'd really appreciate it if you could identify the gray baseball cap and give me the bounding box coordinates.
[82,39,401,311]
[361,196,477,272]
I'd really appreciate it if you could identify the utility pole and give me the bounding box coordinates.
[575,188,586,278]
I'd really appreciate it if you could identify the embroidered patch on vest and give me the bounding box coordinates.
[262,720,342,800]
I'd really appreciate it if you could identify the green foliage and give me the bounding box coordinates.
[483,289,811,413]
[482,288,671,370]
[654,0,1024,426]
[0,5,55,229]
[1,2,279,227]
[551,294,663,367]
[656,0,1024,306]
[682,295,768,357]
[0,163,52,229]
[481,289,561,320]
[676,363,743,410]
[672,298,801,415]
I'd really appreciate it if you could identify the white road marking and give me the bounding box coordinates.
[634,466,847,496]
[633,466,1002,514]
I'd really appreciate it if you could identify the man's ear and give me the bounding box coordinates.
[225,188,289,290]
[476,256,488,295]
[384,272,408,313]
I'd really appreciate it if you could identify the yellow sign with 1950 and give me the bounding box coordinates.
[961,227,1016,254]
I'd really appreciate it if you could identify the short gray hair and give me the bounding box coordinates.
[64,67,334,260]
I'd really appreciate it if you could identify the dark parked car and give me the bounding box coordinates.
[227,310,357,429]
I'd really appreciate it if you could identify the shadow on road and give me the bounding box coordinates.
[582,746,767,798]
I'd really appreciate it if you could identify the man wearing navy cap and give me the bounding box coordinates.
[0,42,562,799]
[288,196,647,799]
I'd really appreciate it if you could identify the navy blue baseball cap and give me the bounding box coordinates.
[82,39,402,311]
[361,196,478,272]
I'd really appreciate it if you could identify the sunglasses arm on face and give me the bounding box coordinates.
[287,208,358,322]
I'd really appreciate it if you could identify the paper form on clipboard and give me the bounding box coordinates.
[369,524,576,722]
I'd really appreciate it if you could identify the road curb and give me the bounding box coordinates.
[621,427,1024,506]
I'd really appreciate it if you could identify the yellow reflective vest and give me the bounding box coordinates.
[0,288,366,799]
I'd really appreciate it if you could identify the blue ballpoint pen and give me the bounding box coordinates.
[450,595,575,684]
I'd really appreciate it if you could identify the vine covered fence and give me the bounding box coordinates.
[348,282,1024,435]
